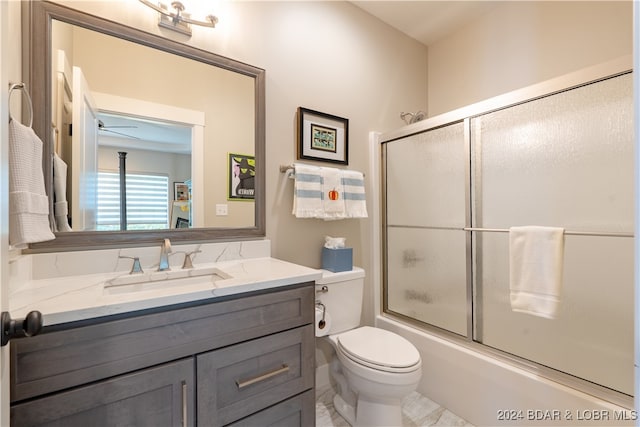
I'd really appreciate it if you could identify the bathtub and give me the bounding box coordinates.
[376,316,635,427]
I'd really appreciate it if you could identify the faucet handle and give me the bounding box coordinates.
[182,250,202,269]
[119,256,144,274]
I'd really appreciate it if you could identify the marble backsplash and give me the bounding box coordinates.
[9,239,271,292]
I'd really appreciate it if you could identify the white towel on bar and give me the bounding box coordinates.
[292,163,324,218]
[509,226,565,319]
[321,166,346,220]
[341,170,368,218]
[9,119,55,248]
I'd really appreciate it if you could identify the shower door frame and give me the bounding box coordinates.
[378,56,634,408]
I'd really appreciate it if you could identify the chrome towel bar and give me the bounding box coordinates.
[463,227,633,238]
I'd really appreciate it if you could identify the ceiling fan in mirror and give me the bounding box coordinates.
[97,119,140,139]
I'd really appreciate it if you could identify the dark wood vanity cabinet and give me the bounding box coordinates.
[10,284,315,427]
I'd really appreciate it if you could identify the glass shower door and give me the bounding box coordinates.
[384,122,469,336]
[472,73,634,395]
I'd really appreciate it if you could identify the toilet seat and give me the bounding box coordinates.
[336,326,421,373]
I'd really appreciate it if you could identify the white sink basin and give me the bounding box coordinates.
[104,267,232,295]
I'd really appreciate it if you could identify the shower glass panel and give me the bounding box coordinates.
[384,123,468,336]
[473,74,634,395]
[474,75,633,231]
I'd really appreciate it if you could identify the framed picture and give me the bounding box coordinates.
[297,107,348,165]
[175,217,189,228]
[174,182,189,201]
[228,153,255,200]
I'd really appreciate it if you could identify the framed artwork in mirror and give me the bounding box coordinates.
[175,217,190,228]
[297,107,348,165]
[174,182,189,201]
[228,153,256,200]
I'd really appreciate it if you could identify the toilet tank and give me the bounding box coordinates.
[315,267,365,334]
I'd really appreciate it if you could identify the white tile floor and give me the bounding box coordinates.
[316,386,474,427]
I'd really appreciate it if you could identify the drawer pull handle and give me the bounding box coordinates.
[181,381,187,427]
[235,364,290,389]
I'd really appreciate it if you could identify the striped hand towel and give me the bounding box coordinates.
[292,163,324,218]
[321,167,346,220]
[342,170,368,218]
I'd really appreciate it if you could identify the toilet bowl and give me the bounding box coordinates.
[315,268,422,427]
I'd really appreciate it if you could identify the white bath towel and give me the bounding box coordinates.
[292,163,324,218]
[509,226,565,319]
[341,170,368,218]
[320,166,346,220]
[9,119,55,248]
[53,152,72,232]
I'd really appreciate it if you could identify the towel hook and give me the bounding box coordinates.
[8,83,34,128]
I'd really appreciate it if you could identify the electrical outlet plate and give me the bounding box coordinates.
[216,204,228,216]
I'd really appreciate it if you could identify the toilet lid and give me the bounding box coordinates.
[337,326,421,372]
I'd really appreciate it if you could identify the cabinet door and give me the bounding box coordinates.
[227,390,315,427]
[11,358,194,427]
[197,325,314,426]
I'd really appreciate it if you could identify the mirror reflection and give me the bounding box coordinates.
[51,19,255,232]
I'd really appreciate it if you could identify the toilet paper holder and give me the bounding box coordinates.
[315,301,327,329]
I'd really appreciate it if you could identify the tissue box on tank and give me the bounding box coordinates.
[322,247,353,272]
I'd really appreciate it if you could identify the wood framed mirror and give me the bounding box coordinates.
[22,0,265,251]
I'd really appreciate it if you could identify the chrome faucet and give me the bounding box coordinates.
[119,255,144,274]
[158,238,172,271]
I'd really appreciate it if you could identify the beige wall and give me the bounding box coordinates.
[427,1,633,116]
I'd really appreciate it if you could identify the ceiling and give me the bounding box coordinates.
[350,1,501,46]
[97,112,192,154]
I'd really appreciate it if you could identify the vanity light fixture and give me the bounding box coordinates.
[139,0,218,36]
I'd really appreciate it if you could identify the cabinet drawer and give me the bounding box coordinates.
[197,325,314,426]
[12,285,313,402]
[227,390,315,427]
[11,358,195,427]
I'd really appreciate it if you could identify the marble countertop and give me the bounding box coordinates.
[9,257,322,327]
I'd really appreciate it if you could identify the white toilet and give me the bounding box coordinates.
[315,267,422,427]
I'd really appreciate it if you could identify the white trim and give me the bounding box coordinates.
[93,92,205,126]
[368,131,382,319]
